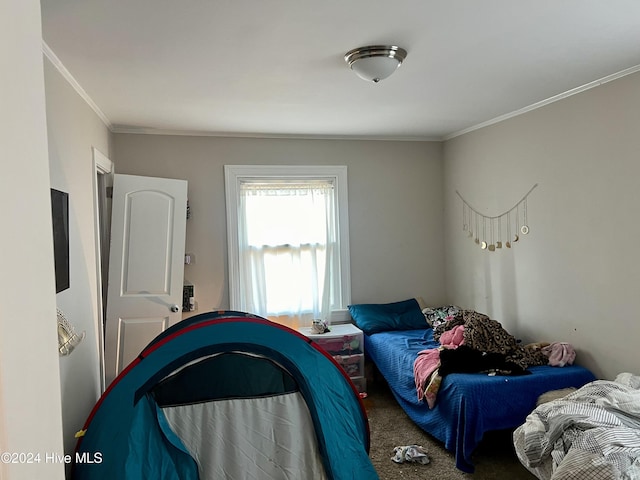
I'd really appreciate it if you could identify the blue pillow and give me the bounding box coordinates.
[348,298,428,334]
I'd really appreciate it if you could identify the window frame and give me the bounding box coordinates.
[224,165,351,315]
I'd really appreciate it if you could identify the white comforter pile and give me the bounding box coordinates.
[514,375,640,480]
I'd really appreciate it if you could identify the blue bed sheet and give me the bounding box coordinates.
[364,328,596,473]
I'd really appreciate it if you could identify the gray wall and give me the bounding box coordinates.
[443,71,640,380]
[44,57,112,459]
[113,135,445,313]
[0,1,65,478]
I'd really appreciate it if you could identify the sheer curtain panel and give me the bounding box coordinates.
[237,181,340,329]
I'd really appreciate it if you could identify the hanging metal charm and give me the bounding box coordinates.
[456,184,537,252]
[521,197,530,235]
[513,204,520,243]
[474,211,480,245]
[488,217,496,251]
[463,203,472,237]
[481,217,487,250]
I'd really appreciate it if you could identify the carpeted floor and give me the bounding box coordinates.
[363,379,537,479]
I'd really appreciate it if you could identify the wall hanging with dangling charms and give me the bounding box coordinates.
[456,184,538,252]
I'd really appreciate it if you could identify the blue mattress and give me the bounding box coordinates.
[364,328,596,472]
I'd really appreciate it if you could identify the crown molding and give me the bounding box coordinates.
[443,63,640,141]
[110,125,440,142]
[42,40,112,129]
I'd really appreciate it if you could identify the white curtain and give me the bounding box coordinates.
[237,181,339,329]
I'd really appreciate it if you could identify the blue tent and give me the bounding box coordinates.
[73,311,378,479]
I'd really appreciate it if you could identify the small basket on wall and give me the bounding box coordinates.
[57,308,85,356]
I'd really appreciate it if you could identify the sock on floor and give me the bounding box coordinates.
[391,445,430,465]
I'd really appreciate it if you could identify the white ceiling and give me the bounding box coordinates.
[40,0,640,140]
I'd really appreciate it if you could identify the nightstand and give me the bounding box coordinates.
[298,323,366,393]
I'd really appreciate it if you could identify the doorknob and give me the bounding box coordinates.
[170,304,180,313]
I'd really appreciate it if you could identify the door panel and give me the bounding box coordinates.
[116,316,168,371]
[105,174,187,385]
[121,190,175,294]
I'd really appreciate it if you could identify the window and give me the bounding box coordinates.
[225,165,351,329]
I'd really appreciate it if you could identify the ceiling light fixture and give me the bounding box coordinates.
[344,45,407,83]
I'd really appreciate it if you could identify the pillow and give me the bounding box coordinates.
[348,298,429,334]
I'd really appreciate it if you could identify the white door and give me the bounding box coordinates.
[104,174,187,385]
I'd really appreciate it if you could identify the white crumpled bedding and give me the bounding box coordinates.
[514,376,640,480]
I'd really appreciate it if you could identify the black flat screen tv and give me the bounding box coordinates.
[51,188,70,293]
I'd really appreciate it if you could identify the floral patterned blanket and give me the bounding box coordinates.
[414,307,548,407]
